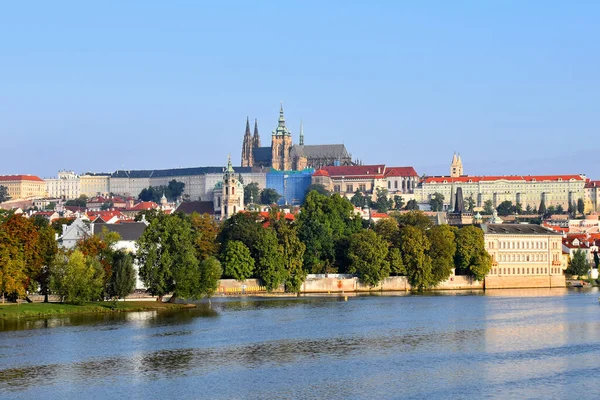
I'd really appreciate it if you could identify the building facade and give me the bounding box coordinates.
[241,104,353,171]
[0,175,47,199]
[45,170,81,199]
[483,224,566,288]
[80,173,110,197]
[213,157,244,220]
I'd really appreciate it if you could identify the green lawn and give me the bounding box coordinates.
[0,301,195,319]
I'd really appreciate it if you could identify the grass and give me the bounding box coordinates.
[0,301,195,320]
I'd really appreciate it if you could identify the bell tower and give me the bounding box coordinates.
[450,152,463,177]
[271,103,293,171]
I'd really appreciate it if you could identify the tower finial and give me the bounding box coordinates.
[299,118,304,146]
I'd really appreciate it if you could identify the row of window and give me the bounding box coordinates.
[496,253,550,262]
[492,267,562,275]
[489,241,558,250]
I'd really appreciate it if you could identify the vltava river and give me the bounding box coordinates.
[1,289,600,399]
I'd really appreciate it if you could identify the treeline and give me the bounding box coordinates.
[0,190,492,303]
[0,212,135,303]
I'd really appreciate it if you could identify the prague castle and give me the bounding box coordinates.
[241,104,353,171]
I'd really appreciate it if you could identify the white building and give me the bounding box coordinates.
[45,170,81,199]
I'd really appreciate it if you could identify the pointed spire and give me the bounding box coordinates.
[299,118,304,146]
[253,118,261,147]
[274,102,291,136]
[241,117,253,167]
[245,117,251,135]
[452,152,458,163]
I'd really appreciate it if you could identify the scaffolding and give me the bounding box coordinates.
[266,169,315,206]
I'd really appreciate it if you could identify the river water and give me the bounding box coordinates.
[1,289,600,399]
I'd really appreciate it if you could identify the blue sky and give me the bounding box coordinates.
[1,1,598,178]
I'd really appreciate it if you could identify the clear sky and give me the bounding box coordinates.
[1,1,598,179]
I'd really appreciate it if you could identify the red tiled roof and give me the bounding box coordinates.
[384,167,418,177]
[313,169,330,177]
[258,211,295,221]
[129,201,159,210]
[0,174,45,182]
[320,165,386,178]
[371,213,389,218]
[424,175,585,184]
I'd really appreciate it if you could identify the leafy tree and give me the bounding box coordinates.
[392,210,433,231]
[375,188,394,213]
[65,197,86,207]
[594,251,600,269]
[199,257,222,298]
[137,213,202,301]
[0,238,27,302]
[167,180,185,200]
[566,249,589,277]
[0,185,10,203]
[393,195,405,211]
[539,199,547,216]
[0,214,43,290]
[399,226,433,290]
[483,200,494,215]
[218,212,264,259]
[374,218,399,245]
[260,188,282,205]
[45,202,57,211]
[254,229,285,291]
[273,216,307,293]
[50,250,105,304]
[100,201,113,211]
[35,224,59,302]
[190,212,219,260]
[350,189,367,208]
[427,225,457,285]
[556,204,565,214]
[387,247,405,276]
[577,198,585,214]
[138,186,160,202]
[223,240,255,281]
[106,251,136,300]
[306,184,330,196]
[465,196,475,212]
[525,205,532,214]
[496,200,514,216]
[298,191,362,273]
[405,199,419,210]
[244,182,260,205]
[568,202,576,216]
[77,227,121,292]
[547,206,556,216]
[51,217,75,235]
[455,225,491,280]
[429,192,445,212]
[347,230,390,287]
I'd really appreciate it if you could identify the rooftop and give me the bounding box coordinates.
[482,224,562,235]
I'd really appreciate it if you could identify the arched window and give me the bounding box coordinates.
[232,187,235,195]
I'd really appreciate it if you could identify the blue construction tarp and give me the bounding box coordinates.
[266,169,314,206]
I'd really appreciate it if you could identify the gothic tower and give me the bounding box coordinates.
[241,117,253,167]
[271,103,293,170]
[299,118,304,146]
[450,152,463,177]
[253,119,261,148]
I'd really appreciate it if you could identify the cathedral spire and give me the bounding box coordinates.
[253,118,261,148]
[299,118,304,146]
[241,117,253,167]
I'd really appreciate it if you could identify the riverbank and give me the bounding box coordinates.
[0,301,195,320]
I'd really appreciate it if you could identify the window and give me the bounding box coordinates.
[359,184,366,191]
[394,181,398,189]
[334,185,341,193]
[232,187,235,195]
[347,185,353,193]
[388,181,391,189]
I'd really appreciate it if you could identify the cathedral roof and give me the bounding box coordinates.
[291,144,350,160]
[319,164,385,178]
[253,147,272,163]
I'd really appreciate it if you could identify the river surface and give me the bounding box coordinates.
[1,289,600,399]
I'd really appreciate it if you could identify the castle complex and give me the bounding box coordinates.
[241,104,353,171]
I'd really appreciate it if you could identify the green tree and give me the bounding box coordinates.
[350,189,366,208]
[547,206,556,216]
[568,202,576,216]
[392,210,433,231]
[429,192,445,212]
[483,200,494,215]
[274,217,307,293]
[455,225,491,281]
[223,240,255,281]
[199,257,222,298]
[556,204,565,214]
[387,247,405,275]
[566,249,589,277]
[244,182,260,205]
[65,197,86,207]
[393,195,405,211]
[260,188,282,205]
[218,212,264,259]
[167,180,185,200]
[496,200,514,216]
[427,225,457,284]
[100,201,113,210]
[190,212,220,260]
[375,188,394,213]
[577,198,585,214]
[137,213,202,301]
[525,205,532,214]
[254,229,285,291]
[306,184,330,196]
[374,218,399,245]
[0,239,27,302]
[399,226,432,290]
[405,199,419,210]
[539,199,547,216]
[594,251,599,269]
[0,185,10,203]
[106,251,136,300]
[348,230,390,287]
[50,250,105,304]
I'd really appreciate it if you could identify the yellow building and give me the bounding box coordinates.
[0,175,47,200]
[483,224,566,288]
[80,173,110,197]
